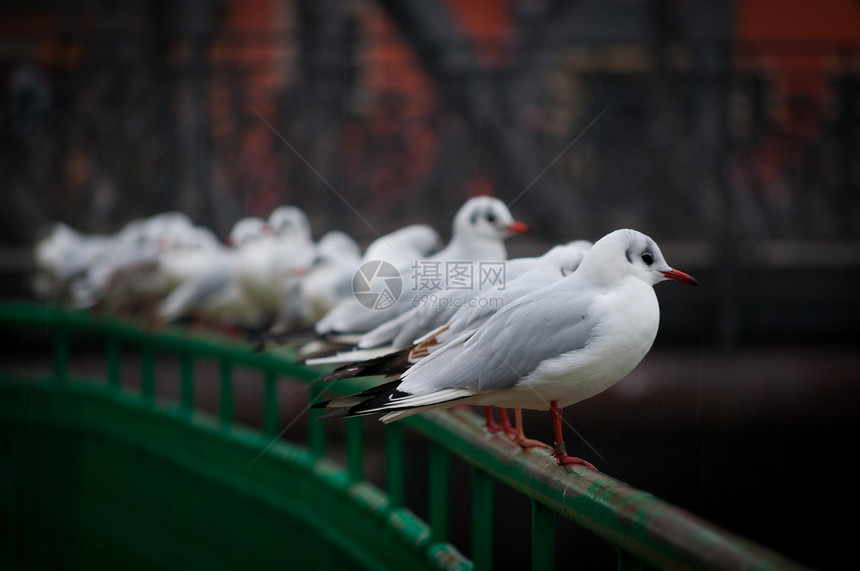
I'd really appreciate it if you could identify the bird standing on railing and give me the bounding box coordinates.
[311,196,529,341]
[314,229,698,468]
[308,240,592,448]
[158,217,269,330]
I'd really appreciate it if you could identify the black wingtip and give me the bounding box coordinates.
[317,408,351,421]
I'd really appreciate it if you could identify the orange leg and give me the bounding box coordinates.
[509,408,551,451]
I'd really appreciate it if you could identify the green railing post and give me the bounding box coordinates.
[220,359,233,425]
[140,343,155,399]
[53,326,69,386]
[263,371,279,438]
[106,337,121,389]
[308,382,326,457]
[428,441,449,543]
[472,467,494,571]
[180,353,194,410]
[346,419,365,483]
[531,501,555,570]
[385,423,405,508]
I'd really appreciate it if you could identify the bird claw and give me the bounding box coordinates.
[552,451,597,471]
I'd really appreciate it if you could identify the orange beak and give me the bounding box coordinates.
[506,221,530,235]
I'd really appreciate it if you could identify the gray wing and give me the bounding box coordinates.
[397,279,602,395]
[445,264,566,337]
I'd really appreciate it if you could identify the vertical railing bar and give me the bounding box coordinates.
[106,337,121,389]
[263,371,278,438]
[616,548,646,571]
[385,423,405,507]
[531,501,555,570]
[346,419,365,483]
[140,342,155,399]
[53,326,69,386]
[180,353,195,410]
[472,467,494,571]
[308,382,326,457]
[220,359,233,425]
[428,441,449,543]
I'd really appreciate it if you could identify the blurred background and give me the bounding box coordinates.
[1,0,859,568]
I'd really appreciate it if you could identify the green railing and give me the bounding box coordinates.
[0,302,804,570]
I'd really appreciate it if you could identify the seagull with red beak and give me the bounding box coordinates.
[314,229,698,469]
[312,196,529,338]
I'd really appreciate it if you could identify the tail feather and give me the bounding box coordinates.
[315,378,476,421]
[318,348,413,383]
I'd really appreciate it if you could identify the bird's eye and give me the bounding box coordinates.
[641,252,653,265]
[486,211,497,224]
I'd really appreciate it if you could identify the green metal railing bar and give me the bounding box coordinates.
[142,343,156,399]
[0,302,807,571]
[308,381,327,457]
[428,441,450,543]
[180,352,194,409]
[263,371,279,438]
[219,359,233,425]
[471,468,494,571]
[531,501,555,570]
[0,378,468,571]
[346,418,365,483]
[385,422,405,508]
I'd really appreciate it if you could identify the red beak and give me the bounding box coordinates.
[506,221,530,235]
[660,268,699,286]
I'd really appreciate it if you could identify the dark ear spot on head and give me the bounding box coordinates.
[470,211,479,225]
[625,248,633,263]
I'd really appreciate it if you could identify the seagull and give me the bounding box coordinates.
[232,214,282,316]
[158,218,268,330]
[311,240,592,448]
[37,212,195,309]
[33,222,111,301]
[267,223,441,354]
[308,241,593,366]
[352,240,594,354]
[314,229,698,469]
[313,196,528,338]
[98,224,220,315]
[270,230,363,334]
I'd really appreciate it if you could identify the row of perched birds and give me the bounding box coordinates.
[34,196,698,468]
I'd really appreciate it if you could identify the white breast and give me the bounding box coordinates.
[482,277,660,411]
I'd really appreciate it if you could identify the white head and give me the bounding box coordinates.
[451,196,528,242]
[229,217,269,248]
[578,229,698,287]
[268,206,310,240]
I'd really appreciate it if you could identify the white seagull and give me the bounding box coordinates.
[314,229,698,468]
[313,196,528,337]
[158,218,268,329]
